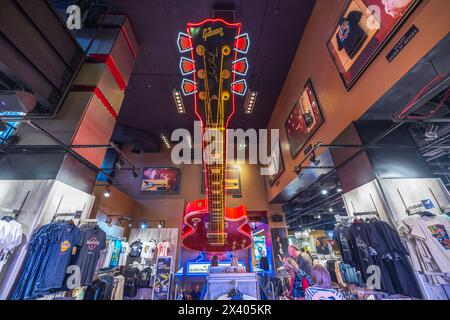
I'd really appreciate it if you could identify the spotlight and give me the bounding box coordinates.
[103,185,111,198]
[425,123,438,140]
[140,222,147,229]
[310,151,320,166]
[328,208,334,212]
[321,189,328,195]
[131,169,139,180]
[115,159,126,170]
[337,188,343,193]
[158,223,162,228]
[128,223,133,228]
[317,214,321,219]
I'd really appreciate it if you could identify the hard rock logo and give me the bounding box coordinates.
[60,240,71,253]
[87,238,100,251]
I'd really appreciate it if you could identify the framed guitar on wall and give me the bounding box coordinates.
[285,79,324,158]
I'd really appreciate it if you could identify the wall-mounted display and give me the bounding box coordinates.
[140,167,181,193]
[268,143,284,186]
[285,79,324,158]
[201,165,242,195]
[327,0,421,90]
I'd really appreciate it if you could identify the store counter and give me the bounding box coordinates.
[206,272,258,300]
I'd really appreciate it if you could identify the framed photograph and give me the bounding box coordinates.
[140,167,181,193]
[271,228,289,270]
[201,165,242,195]
[285,79,324,158]
[268,142,284,186]
[327,0,421,91]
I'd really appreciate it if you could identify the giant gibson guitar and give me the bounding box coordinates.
[177,19,252,252]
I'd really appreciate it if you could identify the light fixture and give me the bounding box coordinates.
[173,89,185,114]
[160,132,171,149]
[328,208,334,212]
[317,214,322,219]
[131,168,140,180]
[425,123,438,140]
[321,189,328,195]
[337,187,343,193]
[310,151,320,166]
[158,220,165,228]
[244,91,258,114]
[115,159,126,170]
[103,185,111,198]
[186,133,192,149]
[128,222,133,228]
[140,222,147,229]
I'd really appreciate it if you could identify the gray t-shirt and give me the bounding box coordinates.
[74,226,107,285]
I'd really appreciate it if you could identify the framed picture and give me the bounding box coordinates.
[327,0,421,91]
[201,165,242,195]
[271,228,289,270]
[285,79,324,158]
[268,142,284,186]
[140,167,181,193]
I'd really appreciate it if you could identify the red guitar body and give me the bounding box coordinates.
[182,199,253,252]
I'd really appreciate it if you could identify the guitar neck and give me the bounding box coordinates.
[204,127,226,235]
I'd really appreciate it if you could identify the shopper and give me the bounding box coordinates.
[305,264,344,300]
[288,245,312,276]
[190,284,202,300]
[283,258,312,300]
[301,247,313,265]
[211,255,219,267]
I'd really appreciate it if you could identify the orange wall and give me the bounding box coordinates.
[266,0,450,202]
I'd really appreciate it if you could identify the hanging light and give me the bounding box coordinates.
[103,185,111,198]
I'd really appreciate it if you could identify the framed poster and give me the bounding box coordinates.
[285,79,324,158]
[327,0,421,90]
[140,167,181,193]
[152,256,173,300]
[271,228,289,270]
[268,142,284,186]
[201,165,242,195]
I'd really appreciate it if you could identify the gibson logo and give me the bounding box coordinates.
[202,27,224,41]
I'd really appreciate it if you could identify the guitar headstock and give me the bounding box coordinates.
[177,19,250,128]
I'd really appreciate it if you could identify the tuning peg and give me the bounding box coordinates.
[232,57,249,76]
[181,79,197,96]
[179,57,195,76]
[177,32,192,53]
[234,33,250,54]
[231,79,247,96]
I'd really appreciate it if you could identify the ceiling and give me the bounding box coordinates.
[106,0,316,146]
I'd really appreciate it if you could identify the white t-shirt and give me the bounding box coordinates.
[141,241,156,259]
[402,215,450,273]
[119,242,130,266]
[0,220,23,273]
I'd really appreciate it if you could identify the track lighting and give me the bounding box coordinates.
[310,151,320,166]
[321,189,328,195]
[244,91,258,114]
[103,185,111,198]
[160,132,171,149]
[172,89,185,114]
[337,188,343,193]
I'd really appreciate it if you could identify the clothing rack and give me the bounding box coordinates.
[353,211,380,218]
[51,211,83,222]
[0,191,30,221]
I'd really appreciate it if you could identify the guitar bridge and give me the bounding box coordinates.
[206,233,228,246]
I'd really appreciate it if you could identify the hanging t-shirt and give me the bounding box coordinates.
[102,239,115,269]
[141,241,156,259]
[157,241,171,257]
[402,215,450,273]
[129,240,143,258]
[336,11,367,59]
[119,242,130,267]
[109,240,122,268]
[73,226,107,286]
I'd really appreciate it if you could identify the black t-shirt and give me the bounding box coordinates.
[73,226,107,286]
[259,256,270,271]
[334,225,355,265]
[336,11,367,59]
[129,240,143,257]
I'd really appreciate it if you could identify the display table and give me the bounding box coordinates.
[206,272,259,300]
